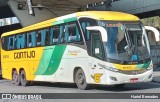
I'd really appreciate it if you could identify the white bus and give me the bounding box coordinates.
[1,11,158,90]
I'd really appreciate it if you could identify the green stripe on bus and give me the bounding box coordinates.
[136,61,151,69]
[53,17,77,25]
[64,17,77,23]
[136,64,144,69]
[53,20,64,25]
[35,45,67,75]
[142,61,151,69]
[43,45,66,75]
[34,46,55,75]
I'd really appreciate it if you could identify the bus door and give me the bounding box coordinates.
[88,31,106,84]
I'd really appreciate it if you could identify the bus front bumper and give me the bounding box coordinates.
[105,69,153,85]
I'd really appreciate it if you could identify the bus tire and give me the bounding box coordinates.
[114,84,125,88]
[75,69,89,90]
[20,70,30,86]
[13,70,21,86]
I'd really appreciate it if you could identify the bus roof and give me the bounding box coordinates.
[77,11,139,21]
[1,11,140,37]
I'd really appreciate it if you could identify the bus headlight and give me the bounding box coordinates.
[106,67,119,72]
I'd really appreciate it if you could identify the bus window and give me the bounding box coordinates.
[52,26,60,44]
[36,30,41,46]
[17,34,25,49]
[91,31,103,59]
[65,22,82,43]
[36,29,49,46]
[50,27,54,45]
[64,24,69,42]
[58,25,64,43]
[27,33,31,47]
[2,37,8,50]
[50,25,65,44]
[68,23,77,42]
[27,31,36,47]
[8,36,15,50]
[79,18,97,40]
[45,29,50,45]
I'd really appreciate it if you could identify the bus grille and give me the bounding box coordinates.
[119,69,147,75]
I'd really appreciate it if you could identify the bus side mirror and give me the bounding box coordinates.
[145,26,160,42]
[86,26,108,42]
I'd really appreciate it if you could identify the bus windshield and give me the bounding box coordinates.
[98,21,150,61]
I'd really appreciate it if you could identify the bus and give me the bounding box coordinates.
[1,11,156,90]
[0,39,1,77]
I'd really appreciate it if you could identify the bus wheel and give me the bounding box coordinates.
[20,70,30,86]
[75,69,89,90]
[13,70,21,86]
[114,84,125,88]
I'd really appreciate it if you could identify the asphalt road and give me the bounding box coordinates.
[0,78,160,102]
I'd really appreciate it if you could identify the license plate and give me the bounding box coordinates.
[130,78,138,83]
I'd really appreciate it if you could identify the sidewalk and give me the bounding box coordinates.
[152,71,160,83]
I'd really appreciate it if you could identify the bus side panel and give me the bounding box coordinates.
[26,47,46,80]
[1,46,44,81]
[55,59,70,82]
[69,58,89,82]
[1,51,30,80]
[34,45,67,82]
[1,62,12,80]
[62,45,90,83]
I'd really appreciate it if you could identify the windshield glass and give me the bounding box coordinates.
[98,21,150,61]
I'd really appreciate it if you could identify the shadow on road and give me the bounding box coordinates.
[33,82,78,89]
[1,78,160,92]
[0,76,2,80]
[31,81,160,92]
[0,79,11,83]
[90,83,160,92]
